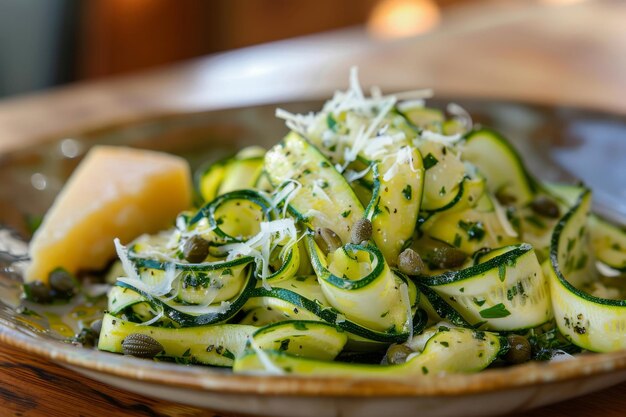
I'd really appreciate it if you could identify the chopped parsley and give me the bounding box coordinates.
[479,303,511,319]
[458,220,486,241]
[402,184,412,200]
[423,153,439,170]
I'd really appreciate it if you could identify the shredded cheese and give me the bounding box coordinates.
[312,180,332,203]
[139,307,164,326]
[114,238,140,282]
[250,339,285,375]
[381,146,419,182]
[447,102,473,131]
[421,130,463,145]
[272,179,302,218]
[397,99,425,112]
[343,165,371,183]
[275,108,315,138]
[492,197,519,238]
[174,300,232,315]
[218,218,298,289]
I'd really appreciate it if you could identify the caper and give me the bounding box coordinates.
[503,334,531,364]
[183,235,210,263]
[49,268,76,297]
[426,245,467,269]
[23,281,53,303]
[90,318,103,335]
[398,248,425,275]
[530,196,560,219]
[351,218,372,244]
[386,344,413,365]
[73,328,97,347]
[314,228,343,253]
[495,189,517,206]
[122,333,164,358]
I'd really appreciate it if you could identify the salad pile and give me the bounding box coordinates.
[36,69,626,376]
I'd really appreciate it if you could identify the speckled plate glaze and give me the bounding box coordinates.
[1,100,625,417]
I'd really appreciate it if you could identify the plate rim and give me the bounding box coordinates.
[2,321,626,397]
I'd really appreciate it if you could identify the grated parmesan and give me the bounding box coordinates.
[447,102,473,131]
[420,130,463,145]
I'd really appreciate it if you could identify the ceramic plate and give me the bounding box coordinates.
[1,99,625,417]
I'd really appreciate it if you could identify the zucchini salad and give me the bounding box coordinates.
[26,69,626,376]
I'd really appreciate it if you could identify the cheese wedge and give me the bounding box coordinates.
[25,146,192,283]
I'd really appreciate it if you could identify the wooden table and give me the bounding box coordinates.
[1,1,625,415]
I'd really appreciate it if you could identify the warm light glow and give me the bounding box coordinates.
[368,0,440,40]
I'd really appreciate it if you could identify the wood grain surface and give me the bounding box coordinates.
[1,1,625,416]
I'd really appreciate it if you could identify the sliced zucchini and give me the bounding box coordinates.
[107,285,163,325]
[98,314,254,367]
[461,129,535,206]
[417,141,466,211]
[219,157,264,195]
[307,234,413,333]
[108,285,145,314]
[243,275,425,343]
[264,132,365,243]
[365,147,424,265]
[254,170,274,193]
[252,320,347,361]
[191,190,274,246]
[589,214,626,272]
[424,201,519,254]
[195,147,265,203]
[420,244,551,331]
[549,190,626,352]
[352,178,374,207]
[195,159,227,204]
[541,182,587,209]
[416,283,472,328]
[116,266,256,327]
[401,106,444,132]
[129,256,252,305]
[234,327,503,377]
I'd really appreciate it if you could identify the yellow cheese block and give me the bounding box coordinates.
[25,146,192,283]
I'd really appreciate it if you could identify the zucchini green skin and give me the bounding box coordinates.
[461,129,536,206]
[365,148,424,265]
[243,281,427,343]
[306,233,413,333]
[234,327,503,377]
[420,244,551,331]
[98,314,255,367]
[191,189,274,244]
[116,267,256,327]
[541,182,587,209]
[549,190,626,352]
[264,132,365,244]
[108,285,146,314]
[252,320,348,361]
[416,283,472,328]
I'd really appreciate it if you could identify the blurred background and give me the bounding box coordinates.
[0,0,583,99]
